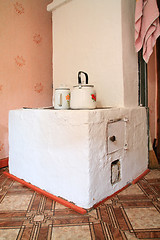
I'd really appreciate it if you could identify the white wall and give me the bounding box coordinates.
[48,0,138,107]
[121,0,138,107]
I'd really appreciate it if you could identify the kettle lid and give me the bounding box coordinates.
[73,84,94,88]
[55,87,70,90]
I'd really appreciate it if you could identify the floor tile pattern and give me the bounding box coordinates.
[0,167,160,239]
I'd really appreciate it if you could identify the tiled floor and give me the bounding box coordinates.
[0,167,160,240]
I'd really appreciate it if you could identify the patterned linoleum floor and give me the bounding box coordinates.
[0,167,160,240]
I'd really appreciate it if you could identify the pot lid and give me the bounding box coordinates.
[55,87,70,90]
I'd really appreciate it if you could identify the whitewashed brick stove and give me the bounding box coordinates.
[9,107,148,209]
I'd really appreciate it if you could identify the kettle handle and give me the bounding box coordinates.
[78,71,88,84]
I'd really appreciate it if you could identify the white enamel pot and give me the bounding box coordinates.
[70,71,96,109]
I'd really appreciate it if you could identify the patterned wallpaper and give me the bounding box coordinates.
[0,0,53,160]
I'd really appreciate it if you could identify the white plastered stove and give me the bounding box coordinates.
[9,107,148,209]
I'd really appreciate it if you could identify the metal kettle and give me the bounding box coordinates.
[70,71,96,109]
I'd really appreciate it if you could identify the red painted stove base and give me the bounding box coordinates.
[3,171,87,215]
[3,169,150,214]
[132,169,150,184]
[94,168,150,208]
[93,183,131,208]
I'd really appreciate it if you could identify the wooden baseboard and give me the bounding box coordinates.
[149,150,159,169]
[0,158,9,168]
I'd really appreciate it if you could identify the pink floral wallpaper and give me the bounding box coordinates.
[0,0,53,160]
